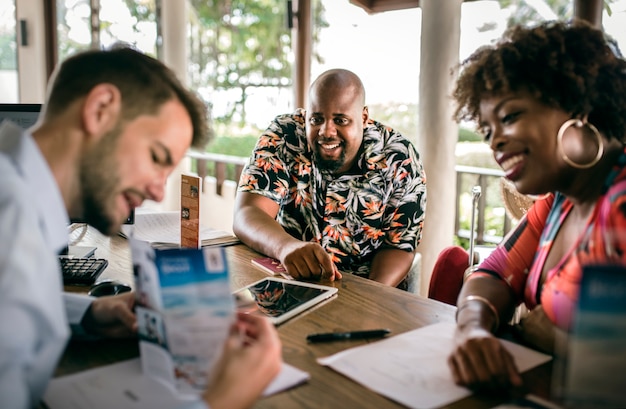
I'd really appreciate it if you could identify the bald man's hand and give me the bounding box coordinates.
[280,242,342,281]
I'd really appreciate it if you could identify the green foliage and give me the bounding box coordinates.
[188,0,327,126]
[56,1,90,61]
[201,132,259,180]
[365,104,484,144]
[206,134,258,157]
[56,0,158,62]
[122,0,157,22]
[458,127,482,143]
[499,0,617,27]
[500,0,572,26]
[367,102,418,142]
[0,34,16,70]
[454,142,504,247]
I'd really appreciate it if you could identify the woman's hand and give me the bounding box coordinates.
[448,325,523,391]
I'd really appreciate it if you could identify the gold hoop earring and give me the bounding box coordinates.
[556,118,604,169]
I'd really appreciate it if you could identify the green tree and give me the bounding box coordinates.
[0,34,16,70]
[499,0,570,26]
[56,0,92,61]
[498,0,615,27]
[56,0,157,62]
[188,0,327,126]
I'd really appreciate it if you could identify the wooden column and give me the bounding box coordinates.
[574,0,603,28]
[161,1,191,211]
[416,0,463,296]
[292,0,312,109]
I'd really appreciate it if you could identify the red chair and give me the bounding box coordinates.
[429,179,533,306]
[428,246,469,306]
[428,186,479,305]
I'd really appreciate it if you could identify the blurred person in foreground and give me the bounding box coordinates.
[233,69,426,290]
[448,19,626,391]
[0,46,281,409]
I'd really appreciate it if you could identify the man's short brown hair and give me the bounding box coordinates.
[45,45,212,149]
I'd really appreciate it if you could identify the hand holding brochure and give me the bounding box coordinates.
[46,240,314,408]
[131,238,234,396]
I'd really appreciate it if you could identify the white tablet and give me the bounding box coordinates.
[233,277,338,325]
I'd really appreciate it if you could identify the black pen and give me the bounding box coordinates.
[306,329,391,343]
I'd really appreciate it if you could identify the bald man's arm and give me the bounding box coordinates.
[232,192,340,281]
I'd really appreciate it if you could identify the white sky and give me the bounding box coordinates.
[216,0,626,127]
[313,0,508,104]
[314,0,626,105]
[313,1,422,104]
[5,0,625,120]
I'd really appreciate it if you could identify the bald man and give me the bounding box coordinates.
[233,69,426,290]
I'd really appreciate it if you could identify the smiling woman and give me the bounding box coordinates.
[448,19,626,394]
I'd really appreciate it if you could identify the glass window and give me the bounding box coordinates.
[99,0,158,55]
[187,0,295,135]
[313,1,420,142]
[604,0,626,55]
[56,0,92,61]
[56,0,158,63]
[0,0,17,102]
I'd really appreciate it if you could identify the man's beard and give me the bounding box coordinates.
[313,146,345,173]
[79,128,122,236]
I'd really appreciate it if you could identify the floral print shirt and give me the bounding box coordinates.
[238,108,427,278]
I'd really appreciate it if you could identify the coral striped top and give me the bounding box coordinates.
[472,147,626,331]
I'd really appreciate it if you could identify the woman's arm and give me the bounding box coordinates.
[447,195,554,390]
[448,274,522,390]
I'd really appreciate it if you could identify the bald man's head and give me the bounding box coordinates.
[306,69,368,175]
[309,69,366,107]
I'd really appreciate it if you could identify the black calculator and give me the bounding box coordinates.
[59,257,108,285]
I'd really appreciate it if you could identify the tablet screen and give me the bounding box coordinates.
[233,277,338,325]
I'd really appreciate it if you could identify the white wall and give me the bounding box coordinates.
[15,0,46,102]
[199,177,236,235]
[0,70,18,102]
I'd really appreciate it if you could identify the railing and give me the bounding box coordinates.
[455,165,508,245]
[187,152,510,246]
[187,150,248,195]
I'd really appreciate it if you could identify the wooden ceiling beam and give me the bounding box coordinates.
[574,0,603,27]
[348,0,420,14]
[350,0,603,26]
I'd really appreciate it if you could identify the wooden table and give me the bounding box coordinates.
[58,226,554,409]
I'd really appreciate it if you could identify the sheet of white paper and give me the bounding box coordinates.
[120,211,233,246]
[318,322,552,409]
[44,358,309,409]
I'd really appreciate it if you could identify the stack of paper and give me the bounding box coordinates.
[119,210,239,248]
[318,322,552,409]
[44,358,310,409]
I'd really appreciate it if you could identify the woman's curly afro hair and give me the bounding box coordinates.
[453,19,626,142]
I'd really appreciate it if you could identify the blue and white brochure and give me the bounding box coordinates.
[130,239,234,397]
[561,263,626,409]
